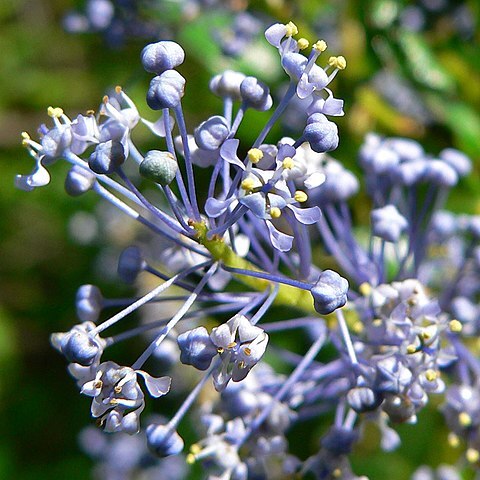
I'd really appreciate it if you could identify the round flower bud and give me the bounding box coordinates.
[118,246,145,284]
[347,387,381,413]
[424,160,458,187]
[146,424,184,457]
[371,205,408,243]
[240,76,273,111]
[209,70,246,100]
[439,148,472,177]
[146,70,186,110]
[177,327,218,371]
[141,41,185,74]
[311,269,349,315]
[194,116,230,151]
[139,150,178,185]
[61,329,100,366]
[65,165,96,196]
[303,115,339,153]
[88,140,125,174]
[76,284,103,323]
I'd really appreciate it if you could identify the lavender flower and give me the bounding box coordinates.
[17,18,480,479]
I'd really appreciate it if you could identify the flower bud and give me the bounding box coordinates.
[177,327,218,371]
[141,41,185,74]
[240,77,273,111]
[65,165,96,196]
[303,115,339,153]
[209,70,246,100]
[194,115,230,151]
[371,205,408,242]
[311,269,348,314]
[139,150,178,185]
[76,284,103,323]
[88,140,125,174]
[118,246,145,284]
[61,329,100,366]
[146,70,186,110]
[146,424,184,457]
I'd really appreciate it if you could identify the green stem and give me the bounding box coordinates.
[192,222,315,313]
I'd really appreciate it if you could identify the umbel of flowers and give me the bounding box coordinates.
[17,20,480,480]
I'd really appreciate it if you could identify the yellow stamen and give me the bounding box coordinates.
[243,347,251,356]
[103,95,109,104]
[425,370,437,382]
[109,398,119,406]
[190,444,201,454]
[86,109,95,115]
[328,56,347,70]
[448,432,460,448]
[407,344,417,354]
[352,321,364,334]
[313,40,327,52]
[282,157,295,169]
[294,190,308,203]
[247,148,263,164]
[114,385,122,394]
[47,106,64,118]
[459,412,472,427]
[285,21,298,37]
[186,454,196,464]
[270,207,281,219]
[227,341,237,349]
[359,282,372,296]
[466,448,479,463]
[297,38,309,50]
[241,178,255,191]
[336,55,347,69]
[115,85,123,93]
[449,319,462,333]
[333,469,342,478]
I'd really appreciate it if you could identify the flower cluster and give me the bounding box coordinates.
[17,19,480,480]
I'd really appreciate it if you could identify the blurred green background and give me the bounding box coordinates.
[1,0,479,478]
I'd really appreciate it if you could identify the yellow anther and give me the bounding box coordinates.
[336,55,347,69]
[359,282,372,296]
[21,131,30,140]
[407,344,417,354]
[227,341,237,349]
[247,148,263,164]
[421,329,432,340]
[190,444,201,455]
[103,95,109,104]
[217,347,224,354]
[352,321,364,334]
[109,398,119,406]
[372,318,382,327]
[448,432,460,448]
[328,56,347,70]
[241,178,256,191]
[186,454,196,464]
[47,106,64,118]
[285,21,298,37]
[313,40,327,52]
[115,85,123,93]
[86,109,95,116]
[466,448,479,463]
[270,207,282,219]
[94,380,103,389]
[114,385,122,394]
[459,412,472,427]
[282,157,295,169]
[449,319,462,333]
[297,38,309,50]
[294,190,308,203]
[425,369,437,382]
[333,468,342,478]
[238,361,246,369]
